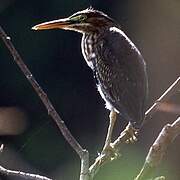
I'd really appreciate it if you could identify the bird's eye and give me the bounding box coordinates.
[79,15,87,21]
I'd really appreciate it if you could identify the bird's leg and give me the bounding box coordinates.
[102,110,117,153]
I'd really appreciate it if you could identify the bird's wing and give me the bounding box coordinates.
[95,27,148,127]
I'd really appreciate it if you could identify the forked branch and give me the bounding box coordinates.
[144,76,180,122]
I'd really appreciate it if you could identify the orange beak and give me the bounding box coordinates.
[32,18,72,30]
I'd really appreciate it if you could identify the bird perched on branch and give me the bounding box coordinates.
[32,7,148,150]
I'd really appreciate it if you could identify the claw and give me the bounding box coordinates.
[124,122,138,144]
[101,144,121,162]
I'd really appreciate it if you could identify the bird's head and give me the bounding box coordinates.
[32,7,115,33]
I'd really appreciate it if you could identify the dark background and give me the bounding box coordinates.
[0,0,180,179]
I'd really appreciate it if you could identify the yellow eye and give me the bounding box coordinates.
[79,15,87,21]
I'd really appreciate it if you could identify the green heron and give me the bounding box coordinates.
[32,7,148,150]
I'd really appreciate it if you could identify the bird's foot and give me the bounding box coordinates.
[124,122,138,143]
[101,144,120,162]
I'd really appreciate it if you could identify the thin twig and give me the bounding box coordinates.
[0,144,50,180]
[0,26,89,180]
[143,76,180,124]
[0,165,52,180]
[135,116,180,180]
[0,26,83,158]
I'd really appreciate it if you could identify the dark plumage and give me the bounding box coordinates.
[32,8,148,129]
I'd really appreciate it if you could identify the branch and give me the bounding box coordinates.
[143,76,180,124]
[0,165,52,180]
[0,144,51,180]
[0,26,89,180]
[135,116,180,180]
[0,25,84,158]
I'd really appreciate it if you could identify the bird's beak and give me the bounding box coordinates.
[32,18,72,30]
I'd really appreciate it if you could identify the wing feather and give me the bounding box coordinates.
[95,27,148,127]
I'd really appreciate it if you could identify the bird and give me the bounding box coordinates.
[32,7,148,150]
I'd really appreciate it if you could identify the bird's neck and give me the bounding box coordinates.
[81,32,102,70]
